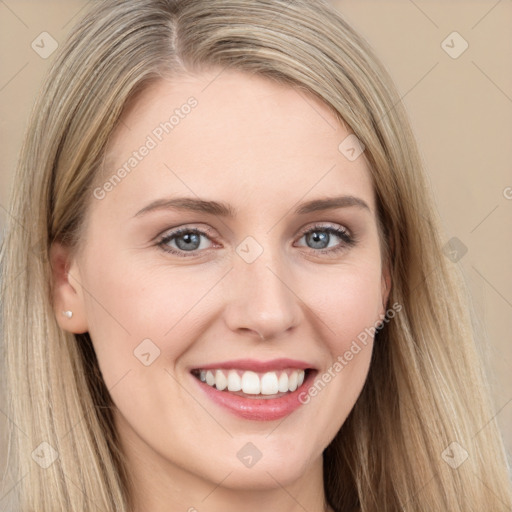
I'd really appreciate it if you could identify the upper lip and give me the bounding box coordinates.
[190,358,316,373]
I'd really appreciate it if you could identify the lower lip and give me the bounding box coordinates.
[192,371,316,421]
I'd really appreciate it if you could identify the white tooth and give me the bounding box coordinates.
[241,371,260,394]
[261,372,279,395]
[206,370,215,386]
[288,370,298,392]
[227,370,242,391]
[297,369,305,387]
[278,372,289,393]
[199,370,206,382]
[215,370,227,391]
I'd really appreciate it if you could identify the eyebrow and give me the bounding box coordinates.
[134,195,370,218]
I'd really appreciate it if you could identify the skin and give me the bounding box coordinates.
[51,69,390,512]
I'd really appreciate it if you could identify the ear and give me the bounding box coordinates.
[49,241,88,334]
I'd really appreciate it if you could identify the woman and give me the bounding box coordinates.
[1,0,510,511]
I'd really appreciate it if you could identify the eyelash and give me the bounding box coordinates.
[156,224,356,258]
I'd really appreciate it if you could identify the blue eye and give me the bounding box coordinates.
[158,227,213,256]
[157,224,355,258]
[296,225,355,255]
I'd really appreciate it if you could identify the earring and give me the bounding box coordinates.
[62,310,73,319]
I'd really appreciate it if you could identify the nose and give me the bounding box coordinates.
[223,245,303,341]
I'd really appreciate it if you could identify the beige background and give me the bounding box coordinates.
[0,0,511,477]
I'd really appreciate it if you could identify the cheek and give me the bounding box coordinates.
[79,248,224,387]
[303,260,384,344]
[287,262,384,450]
[81,238,384,382]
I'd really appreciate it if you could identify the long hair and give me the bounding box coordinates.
[1,1,510,510]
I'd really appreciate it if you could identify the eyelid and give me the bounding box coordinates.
[155,225,219,252]
[156,224,218,242]
[293,223,356,256]
[156,222,351,242]
[156,221,355,257]
[296,222,352,239]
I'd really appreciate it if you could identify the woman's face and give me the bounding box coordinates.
[52,70,389,499]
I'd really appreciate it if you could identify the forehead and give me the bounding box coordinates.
[95,69,375,218]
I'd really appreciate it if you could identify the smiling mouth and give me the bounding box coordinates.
[190,368,314,399]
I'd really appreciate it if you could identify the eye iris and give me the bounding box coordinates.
[175,232,201,251]
[307,230,329,249]
[163,227,345,255]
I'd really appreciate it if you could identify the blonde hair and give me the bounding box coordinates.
[1,0,510,510]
